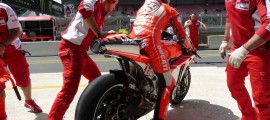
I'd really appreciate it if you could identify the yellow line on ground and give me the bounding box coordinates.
[27,58,115,64]
[199,54,220,57]
[5,84,88,90]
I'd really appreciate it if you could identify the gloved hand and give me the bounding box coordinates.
[219,41,228,59]
[229,46,249,68]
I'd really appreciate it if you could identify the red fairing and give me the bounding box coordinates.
[170,54,194,69]
[106,39,182,62]
[160,40,182,59]
[100,34,129,41]
[107,50,150,63]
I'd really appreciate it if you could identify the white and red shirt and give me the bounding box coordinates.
[226,0,270,50]
[184,20,203,39]
[0,3,21,49]
[62,0,107,51]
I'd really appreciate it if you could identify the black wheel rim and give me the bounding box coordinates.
[174,70,190,101]
[94,84,128,120]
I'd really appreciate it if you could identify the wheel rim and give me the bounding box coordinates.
[173,70,190,101]
[178,72,189,96]
[94,84,128,120]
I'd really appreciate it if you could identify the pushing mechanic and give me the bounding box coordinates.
[48,0,119,120]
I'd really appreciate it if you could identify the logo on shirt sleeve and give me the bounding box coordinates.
[235,0,250,11]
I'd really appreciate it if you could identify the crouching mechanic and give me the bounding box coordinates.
[48,0,119,119]
[219,0,270,119]
[129,0,193,119]
[0,3,42,119]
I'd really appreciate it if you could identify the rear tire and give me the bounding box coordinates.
[75,74,128,120]
[170,67,191,105]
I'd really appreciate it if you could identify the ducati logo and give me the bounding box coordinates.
[157,45,168,71]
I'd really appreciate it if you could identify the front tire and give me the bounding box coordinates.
[170,67,191,105]
[75,74,128,120]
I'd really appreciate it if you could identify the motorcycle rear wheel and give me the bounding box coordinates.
[170,67,191,105]
[75,74,130,120]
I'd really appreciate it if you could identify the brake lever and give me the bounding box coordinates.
[190,51,202,58]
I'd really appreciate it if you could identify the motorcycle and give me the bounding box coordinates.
[75,32,199,120]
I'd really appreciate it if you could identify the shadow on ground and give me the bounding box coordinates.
[34,113,48,120]
[167,99,240,120]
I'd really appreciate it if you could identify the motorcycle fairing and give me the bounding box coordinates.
[107,50,150,63]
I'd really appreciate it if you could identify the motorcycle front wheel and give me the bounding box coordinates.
[75,74,129,120]
[170,67,191,105]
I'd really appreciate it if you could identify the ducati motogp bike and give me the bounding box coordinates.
[75,32,200,120]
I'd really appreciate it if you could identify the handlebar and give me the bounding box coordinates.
[22,50,31,56]
[190,51,201,58]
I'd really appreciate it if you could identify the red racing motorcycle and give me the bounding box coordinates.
[75,32,199,120]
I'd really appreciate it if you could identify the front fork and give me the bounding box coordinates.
[178,60,191,82]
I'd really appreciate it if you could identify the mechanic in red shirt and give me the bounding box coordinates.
[48,0,119,119]
[0,2,42,120]
[129,0,193,119]
[184,13,208,50]
[219,0,270,119]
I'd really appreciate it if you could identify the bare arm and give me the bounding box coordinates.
[4,28,20,45]
[219,22,230,59]
[201,22,208,32]
[78,0,101,37]
[223,23,230,42]
[243,35,266,51]
[84,16,100,37]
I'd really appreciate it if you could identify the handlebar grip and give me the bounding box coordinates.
[13,86,21,101]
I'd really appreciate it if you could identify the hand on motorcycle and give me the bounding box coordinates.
[219,41,228,59]
[228,46,249,68]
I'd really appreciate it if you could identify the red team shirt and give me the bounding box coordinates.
[62,0,106,51]
[184,19,202,49]
[0,3,21,49]
[225,0,270,50]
